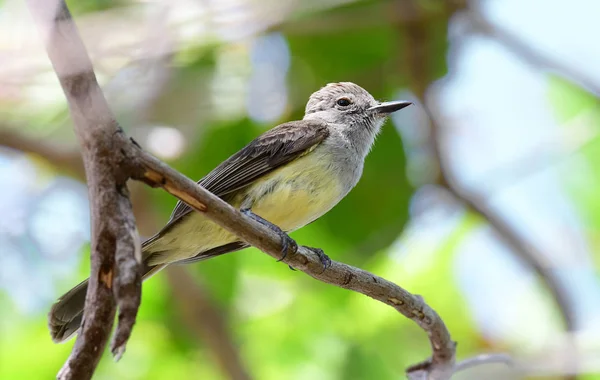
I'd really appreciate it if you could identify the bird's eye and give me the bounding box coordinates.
[336,98,351,107]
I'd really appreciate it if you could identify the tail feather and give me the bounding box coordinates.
[48,263,165,343]
[48,280,88,343]
[48,242,246,343]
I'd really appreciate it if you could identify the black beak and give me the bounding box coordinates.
[368,101,412,114]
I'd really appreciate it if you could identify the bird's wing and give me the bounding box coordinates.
[171,119,329,220]
[142,119,330,249]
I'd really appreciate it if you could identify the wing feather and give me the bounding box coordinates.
[167,119,329,222]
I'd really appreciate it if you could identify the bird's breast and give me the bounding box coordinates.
[243,147,355,232]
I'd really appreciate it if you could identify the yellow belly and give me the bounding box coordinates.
[145,152,343,265]
[244,154,343,231]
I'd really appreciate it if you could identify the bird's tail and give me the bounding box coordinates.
[48,263,164,343]
[49,241,248,343]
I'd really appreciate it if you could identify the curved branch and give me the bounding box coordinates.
[134,151,458,379]
[454,353,513,373]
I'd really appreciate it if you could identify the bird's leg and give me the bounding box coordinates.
[304,246,332,273]
[241,208,297,262]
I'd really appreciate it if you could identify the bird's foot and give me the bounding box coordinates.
[241,208,297,261]
[305,246,332,273]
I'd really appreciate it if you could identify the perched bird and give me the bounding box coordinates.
[48,82,411,342]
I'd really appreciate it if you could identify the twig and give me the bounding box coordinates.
[454,353,514,373]
[26,1,142,378]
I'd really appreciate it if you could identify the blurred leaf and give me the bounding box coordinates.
[287,24,397,84]
[549,77,600,267]
[548,75,600,123]
[341,344,397,379]
[66,0,128,15]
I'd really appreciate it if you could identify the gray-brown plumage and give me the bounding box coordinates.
[48,82,411,343]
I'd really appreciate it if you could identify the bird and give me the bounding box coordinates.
[48,82,412,343]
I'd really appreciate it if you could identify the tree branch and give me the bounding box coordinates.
[397,0,576,337]
[454,353,513,373]
[132,149,458,379]
[133,190,254,380]
[466,8,600,96]
[0,128,84,177]
[26,1,142,378]
[0,127,255,380]
[166,267,252,380]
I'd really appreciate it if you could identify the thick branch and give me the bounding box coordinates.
[0,128,253,380]
[27,1,142,378]
[14,12,251,379]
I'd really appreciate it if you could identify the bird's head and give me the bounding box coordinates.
[303,82,411,135]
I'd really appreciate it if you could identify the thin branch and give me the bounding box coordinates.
[26,1,142,378]
[428,106,578,334]
[0,128,84,177]
[166,267,252,380]
[457,8,580,333]
[133,149,458,379]
[397,0,576,337]
[466,8,600,96]
[454,353,514,373]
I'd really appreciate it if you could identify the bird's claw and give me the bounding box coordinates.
[241,208,297,262]
[305,246,331,273]
[277,233,298,262]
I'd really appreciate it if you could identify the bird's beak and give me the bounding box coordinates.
[368,101,412,114]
